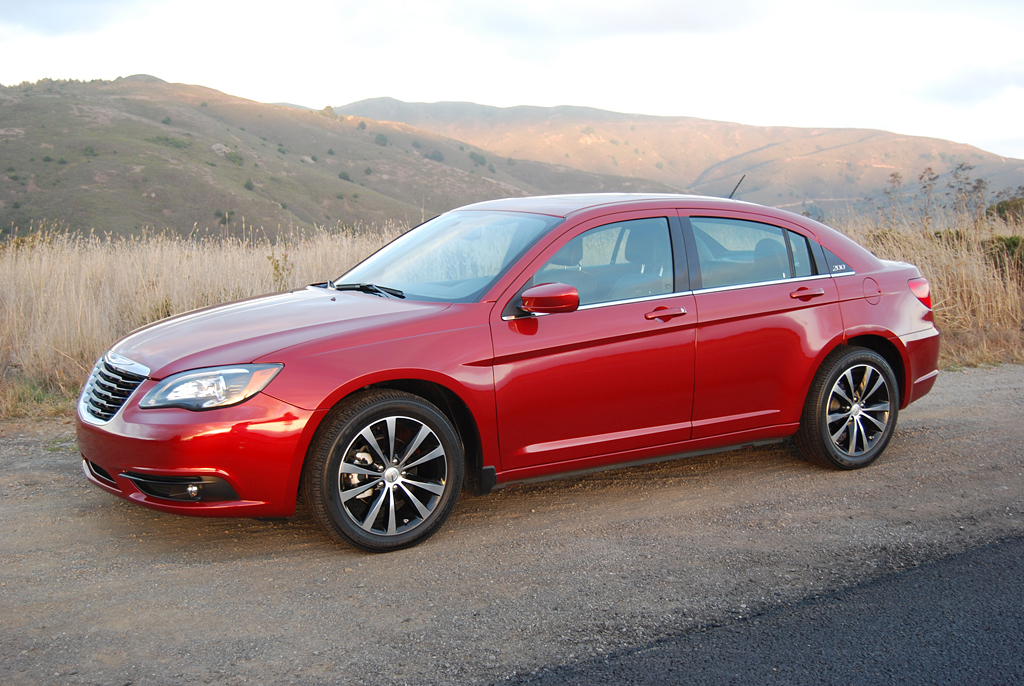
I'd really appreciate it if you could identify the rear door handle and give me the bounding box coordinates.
[790,288,825,300]
[645,307,687,321]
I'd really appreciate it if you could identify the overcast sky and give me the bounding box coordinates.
[2,0,1023,158]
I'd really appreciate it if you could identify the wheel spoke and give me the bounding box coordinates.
[831,383,853,405]
[863,371,886,401]
[861,412,888,431]
[359,487,388,531]
[831,421,850,445]
[386,486,397,535]
[399,482,432,519]
[402,445,445,471]
[385,417,397,463]
[341,477,382,502]
[340,463,380,477]
[863,402,890,413]
[398,425,432,467]
[359,426,387,466]
[403,477,445,496]
[857,367,874,397]
[828,410,851,424]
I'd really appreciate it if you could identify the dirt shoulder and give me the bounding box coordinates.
[1,366,1023,685]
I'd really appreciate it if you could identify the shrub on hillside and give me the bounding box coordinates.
[339,171,351,182]
[424,150,444,162]
[357,121,366,131]
[162,117,171,125]
[83,146,98,157]
[364,167,372,175]
[469,151,486,166]
[244,179,254,191]
[375,133,388,146]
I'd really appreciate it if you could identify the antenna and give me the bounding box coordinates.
[728,174,746,199]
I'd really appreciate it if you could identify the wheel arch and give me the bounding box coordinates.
[358,379,488,496]
[846,334,907,407]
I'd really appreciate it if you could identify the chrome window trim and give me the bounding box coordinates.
[578,290,692,311]
[694,272,839,295]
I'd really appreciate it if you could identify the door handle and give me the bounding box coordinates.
[790,288,825,300]
[644,307,687,321]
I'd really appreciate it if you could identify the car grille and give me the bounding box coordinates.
[79,355,149,423]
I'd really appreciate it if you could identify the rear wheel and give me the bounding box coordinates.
[303,389,463,551]
[795,347,898,469]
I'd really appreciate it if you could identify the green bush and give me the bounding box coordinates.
[83,146,98,157]
[336,193,344,199]
[225,151,243,165]
[339,171,351,182]
[375,133,388,146]
[655,161,663,169]
[244,179,254,191]
[57,158,67,165]
[162,117,171,125]
[469,151,486,166]
[277,145,287,154]
[412,140,421,148]
[311,155,318,162]
[425,150,444,162]
[328,148,335,155]
[42,155,53,162]
[148,136,189,149]
[364,167,372,175]
[357,121,367,131]
[488,164,496,173]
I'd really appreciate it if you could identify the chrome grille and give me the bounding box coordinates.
[79,354,150,424]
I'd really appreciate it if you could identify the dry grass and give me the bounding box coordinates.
[830,208,1023,367]
[1,209,1021,419]
[0,222,403,417]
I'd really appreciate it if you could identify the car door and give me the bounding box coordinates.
[490,212,696,474]
[682,213,844,438]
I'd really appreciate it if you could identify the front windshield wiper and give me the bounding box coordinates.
[331,282,405,299]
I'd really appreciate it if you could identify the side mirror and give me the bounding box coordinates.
[520,282,580,315]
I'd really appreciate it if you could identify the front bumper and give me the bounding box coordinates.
[77,389,323,517]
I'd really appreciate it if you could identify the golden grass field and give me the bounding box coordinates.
[0,211,1021,418]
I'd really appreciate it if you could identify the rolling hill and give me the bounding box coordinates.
[3,77,1022,238]
[0,78,675,236]
[335,98,1024,214]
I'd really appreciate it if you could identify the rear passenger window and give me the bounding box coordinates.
[690,217,791,289]
[787,230,815,278]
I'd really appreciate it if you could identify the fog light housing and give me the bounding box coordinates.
[120,472,240,502]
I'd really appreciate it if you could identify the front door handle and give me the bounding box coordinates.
[790,288,825,300]
[644,306,687,321]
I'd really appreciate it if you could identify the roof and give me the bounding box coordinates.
[459,193,710,218]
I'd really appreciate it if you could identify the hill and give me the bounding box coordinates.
[0,79,676,236]
[335,98,1024,214]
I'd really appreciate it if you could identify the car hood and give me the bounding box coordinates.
[111,287,451,379]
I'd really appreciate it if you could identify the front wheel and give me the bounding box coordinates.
[795,347,899,470]
[303,389,464,551]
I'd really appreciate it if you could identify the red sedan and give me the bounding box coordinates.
[77,194,940,551]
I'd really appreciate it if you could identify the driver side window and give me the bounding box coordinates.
[534,217,672,306]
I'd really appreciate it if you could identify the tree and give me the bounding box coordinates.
[162,117,171,125]
[357,121,367,130]
[375,133,388,146]
[339,171,351,182]
[425,150,444,162]
[244,179,254,191]
[364,167,372,175]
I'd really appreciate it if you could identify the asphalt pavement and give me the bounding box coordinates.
[513,536,1024,685]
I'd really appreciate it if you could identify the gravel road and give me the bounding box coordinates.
[1,365,1022,685]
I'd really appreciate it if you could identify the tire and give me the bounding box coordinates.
[795,347,899,470]
[302,389,464,552]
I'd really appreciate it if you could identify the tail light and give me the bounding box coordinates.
[908,277,932,309]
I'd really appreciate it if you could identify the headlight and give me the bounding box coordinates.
[139,364,282,411]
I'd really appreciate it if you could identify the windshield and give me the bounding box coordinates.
[339,210,562,302]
